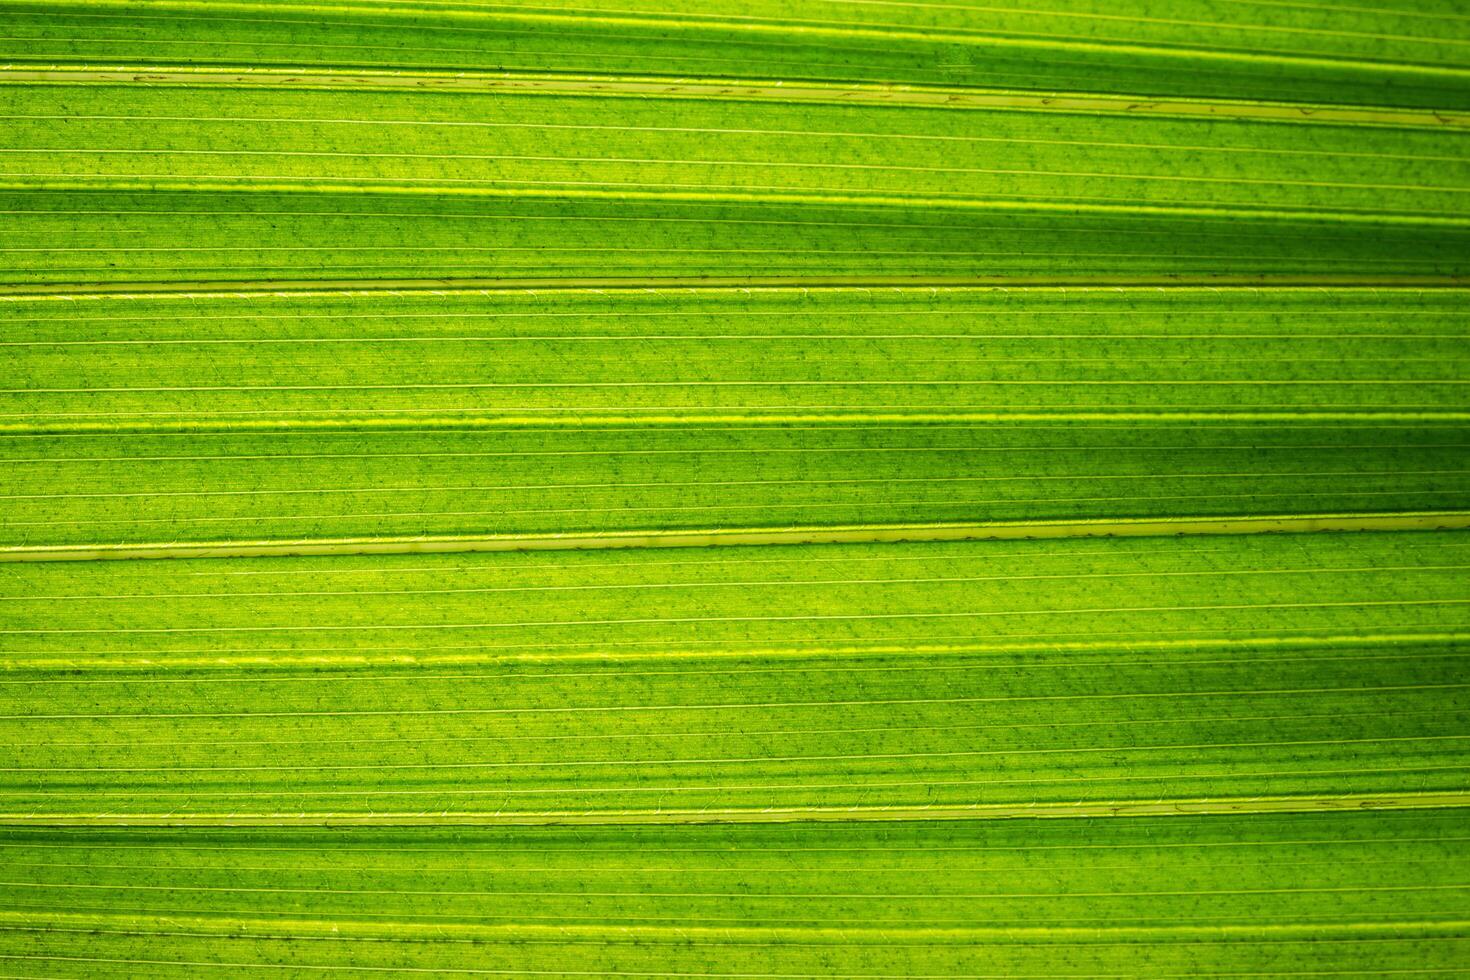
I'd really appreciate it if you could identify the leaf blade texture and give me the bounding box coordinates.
[1,1,1468,976]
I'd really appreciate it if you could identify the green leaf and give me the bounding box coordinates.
[4,285,1470,550]
[2,530,1468,817]
[1,1,1467,975]
[5,0,1470,107]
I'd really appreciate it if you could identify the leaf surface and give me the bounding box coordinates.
[1,2,1468,977]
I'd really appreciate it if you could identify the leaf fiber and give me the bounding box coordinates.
[0,1,1467,976]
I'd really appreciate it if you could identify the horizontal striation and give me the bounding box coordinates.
[3,4,1468,976]
[8,286,1468,419]
[0,812,1465,974]
[2,76,1470,285]
[7,425,1470,547]
[9,191,1470,286]
[3,0,1470,108]
[0,530,1466,818]
[4,286,1470,547]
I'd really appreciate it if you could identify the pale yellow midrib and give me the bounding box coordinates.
[1,791,1466,826]
[4,276,1470,301]
[4,512,1469,563]
[3,66,1468,130]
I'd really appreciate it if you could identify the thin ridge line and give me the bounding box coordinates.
[5,65,1469,129]
[3,630,1467,672]
[0,916,1464,946]
[0,791,1464,826]
[3,512,1469,562]
[4,277,1468,301]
